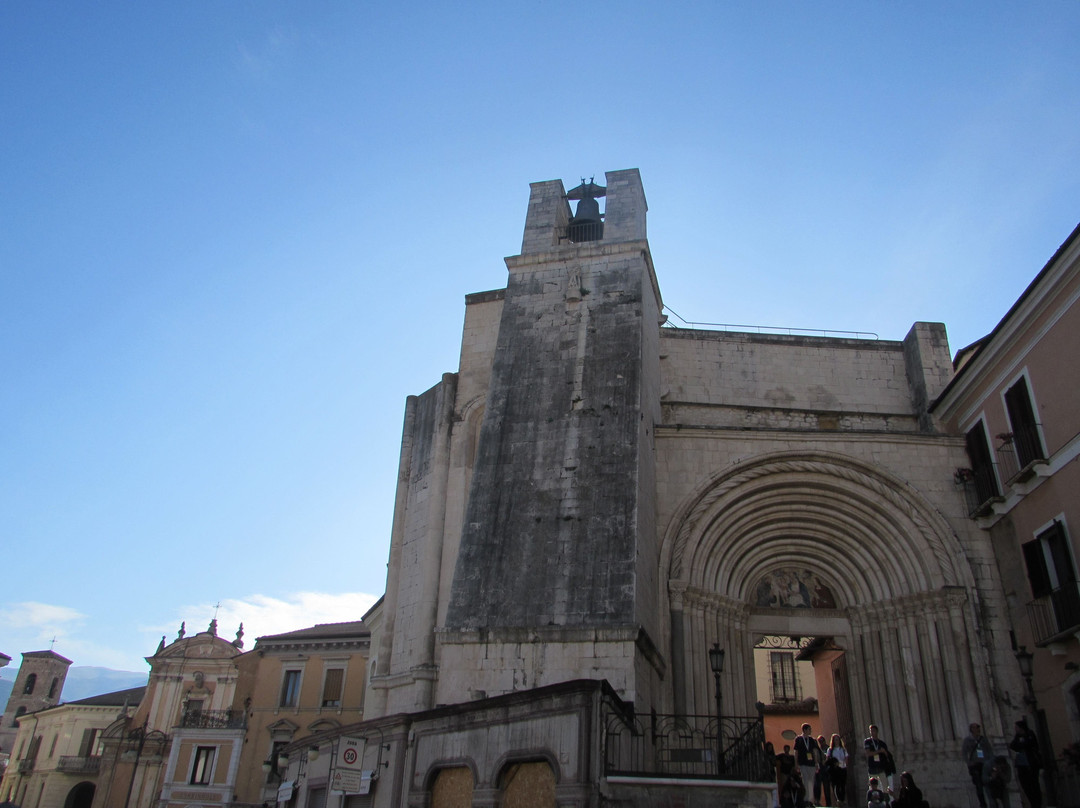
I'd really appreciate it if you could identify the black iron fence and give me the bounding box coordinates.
[603,701,772,782]
[179,709,246,730]
[563,222,604,243]
[57,755,102,774]
[954,468,1000,518]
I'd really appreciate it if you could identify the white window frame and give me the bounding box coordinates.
[189,745,218,786]
[278,662,307,711]
[1000,368,1049,463]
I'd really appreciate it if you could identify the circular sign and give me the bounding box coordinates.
[343,748,358,765]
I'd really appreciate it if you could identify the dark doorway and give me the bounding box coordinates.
[64,782,95,808]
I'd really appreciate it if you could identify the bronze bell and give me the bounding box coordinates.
[572,195,601,224]
[569,196,603,242]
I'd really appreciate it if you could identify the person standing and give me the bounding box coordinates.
[815,734,833,807]
[795,724,823,802]
[864,725,894,793]
[827,734,849,804]
[962,721,994,808]
[1010,719,1043,808]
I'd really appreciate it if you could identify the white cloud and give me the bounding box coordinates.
[147,591,379,648]
[0,601,85,638]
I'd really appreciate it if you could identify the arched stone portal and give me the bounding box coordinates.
[661,451,1013,799]
[63,782,95,808]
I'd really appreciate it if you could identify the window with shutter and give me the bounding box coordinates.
[322,669,344,707]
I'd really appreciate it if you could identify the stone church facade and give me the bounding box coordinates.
[355,169,1029,807]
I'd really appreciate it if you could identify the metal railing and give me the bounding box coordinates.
[996,434,1047,485]
[954,468,1001,518]
[57,755,102,774]
[1028,583,1080,645]
[179,709,246,730]
[662,306,879,340]
[603,703,772,782]
[563,221,604,243]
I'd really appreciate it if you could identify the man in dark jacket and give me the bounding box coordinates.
[962,721,994,808]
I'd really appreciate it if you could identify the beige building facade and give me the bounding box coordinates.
[0,687,142,808]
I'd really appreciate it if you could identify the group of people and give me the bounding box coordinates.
[769,724,852,808]
[768,724,921,808]
[769,719,1044,808]
[963,719,1044,808]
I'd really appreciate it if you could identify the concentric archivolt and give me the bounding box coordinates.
[664,451,969,604]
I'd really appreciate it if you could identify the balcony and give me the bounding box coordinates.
[18,758,35,774]
[995,434,1048,486]
[1027,582,1080,645]
[954,468,1002,518]
[179,709,246,730]
[57,755,102,774]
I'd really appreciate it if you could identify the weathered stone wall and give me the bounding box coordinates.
[659,329,925,428]
[374,375,457,715]
[444,244,650,631]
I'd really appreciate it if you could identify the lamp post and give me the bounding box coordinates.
[279,745,320,785]
[121,720,167,808]
[1015,646,1057,807]
[709,643,726,775]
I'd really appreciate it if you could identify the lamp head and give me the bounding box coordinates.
[708,643,725,674]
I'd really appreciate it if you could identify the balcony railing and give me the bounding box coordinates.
[18,758,35,774]
[954,468,1002,518]
[603,703,772,782]
[57,755,102,774]
[996,434,1047,485]
[179,709,246,730]
[1028,582,1080,645]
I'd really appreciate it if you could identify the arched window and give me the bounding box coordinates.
[430,767,473,808]
[24,673,37,695]
[500,760,556,808]
[49,677,60,699]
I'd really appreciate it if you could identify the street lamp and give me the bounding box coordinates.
[1015,646,1057,807]
[709,643,726,775]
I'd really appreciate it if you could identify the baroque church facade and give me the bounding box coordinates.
[355,169,1029,806]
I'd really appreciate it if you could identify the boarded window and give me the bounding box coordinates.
[501,761,556,808]
[431,766,473,808]
[322,669,344,708]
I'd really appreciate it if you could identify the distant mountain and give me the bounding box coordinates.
[61,667,147,702]
[0,666,147,712]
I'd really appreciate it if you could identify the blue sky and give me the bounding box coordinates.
[2,2,1078,674]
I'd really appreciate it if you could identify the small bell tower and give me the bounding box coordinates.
[440,168,664,710]
[0,649,73,754]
